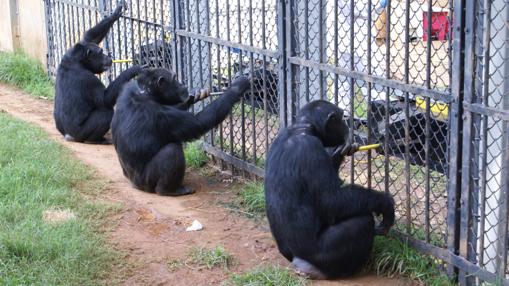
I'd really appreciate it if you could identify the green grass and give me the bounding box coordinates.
[184,141,209,168]
[236,181,265,216]
[186,245,235,270]
[0,51,54,99]
[0,113,123,285]
[368,236,453,286]
[226,265,307,286]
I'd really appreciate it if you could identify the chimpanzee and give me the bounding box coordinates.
[111,68,250,196]
[264,100,395,279]
[54,1,142,143]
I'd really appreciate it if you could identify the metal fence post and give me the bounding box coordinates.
[446,0,466,281]
[43,0,54,76]
[276,0,287,128]
[284,0,298,124]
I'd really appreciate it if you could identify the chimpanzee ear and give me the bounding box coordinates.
[86,49,91,58]
[157,76,166,86]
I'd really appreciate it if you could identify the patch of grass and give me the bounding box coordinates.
[184,141,209,168]
[226,265,307,286]
[236,181,265,216]
[0,113,123,285]
[186,245,235,270]
[0,51,54,99]
[368,235,453,286]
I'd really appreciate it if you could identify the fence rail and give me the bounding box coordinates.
[43,0,509,284]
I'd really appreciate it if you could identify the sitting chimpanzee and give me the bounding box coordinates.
[111,68,250,196]
[54,1,142,143]
[264,100,395,279]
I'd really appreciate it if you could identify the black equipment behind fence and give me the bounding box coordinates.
[43,0,509,284]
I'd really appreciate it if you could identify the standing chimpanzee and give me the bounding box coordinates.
[111,68,250,196]
[264,100,395,279]
[54,1,142,143]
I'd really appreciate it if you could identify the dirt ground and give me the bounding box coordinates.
[0,83,416,286]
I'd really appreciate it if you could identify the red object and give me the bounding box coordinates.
[422,11,450,41]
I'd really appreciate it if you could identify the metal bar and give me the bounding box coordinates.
[404,0,412,235]
[248,0,256,165]
[462,102,509,121]
[366,0,372,189]
[446,0,465,280]
[51,0,100,12]
[287,57,453,102]
[226,0,234,158]
[333,0,338,105]
[304,0,309,103]
[285,0,297,124]
[349,0,355,185]
[214,0,223,153]
[459,0,478,283]
[237,0,246,165]
[478,0,492,268]
[424,0,432,243]
[173,30,278,62]
[384,0,391,195]
[120,14,169,29]
[203,143,265,178]
[277,0,288,128]
[261,0,269,156]
[393,231,509,285]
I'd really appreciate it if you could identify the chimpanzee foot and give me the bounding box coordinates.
[156,186,195,196]
[291,257,327,280]
[64,134,79,142]
[85,137,112,145]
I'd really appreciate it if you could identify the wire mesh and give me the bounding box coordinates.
[43,0,509,284]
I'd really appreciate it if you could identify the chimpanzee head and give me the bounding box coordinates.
[296,100,349,147]
[77,42,112,74]
[136,68,189,105]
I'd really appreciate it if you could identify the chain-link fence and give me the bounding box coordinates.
[43,0,508,284]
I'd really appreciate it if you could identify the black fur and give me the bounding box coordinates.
[264,100,395,279]
[111,68,250,196]
[54,2,141,143]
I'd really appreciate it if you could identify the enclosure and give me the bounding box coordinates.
[42,0,509,284]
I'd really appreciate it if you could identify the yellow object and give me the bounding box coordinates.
[112,59,132,63]
[358,143,381,151]
[415,96,449,118]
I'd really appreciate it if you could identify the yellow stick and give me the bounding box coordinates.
[358,143,381,151]
[112,59,132,63]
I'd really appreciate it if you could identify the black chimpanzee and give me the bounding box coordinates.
[264,100,395,279]
[111,68,250,196]
[54,2,142,143]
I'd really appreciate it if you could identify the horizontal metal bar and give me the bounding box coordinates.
[463,102,509,121]
[121,14,170,30]
[52,0,100,12]
[288,57,454,102]
[203,143,265,178]
[393,231,509,285]
[176,29,278,58]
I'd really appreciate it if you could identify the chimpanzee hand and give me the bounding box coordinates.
[374,193,395,235]
[340,142,360,156]
[112,1,126,19]
[230,76,250,99]
[189,89,210,104]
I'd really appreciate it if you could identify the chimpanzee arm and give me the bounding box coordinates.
[302,140,394,226]
[101,66,143,107]
[158,77,250,141]
[82,2,124,44]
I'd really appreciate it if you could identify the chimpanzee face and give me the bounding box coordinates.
[297,100,349,147]
[78,42,112,74]
[137,68,189,106]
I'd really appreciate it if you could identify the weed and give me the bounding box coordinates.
[0,51,54,99]
[226,265,307,286]
[187,246,236,270]
[184,141,209,168]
